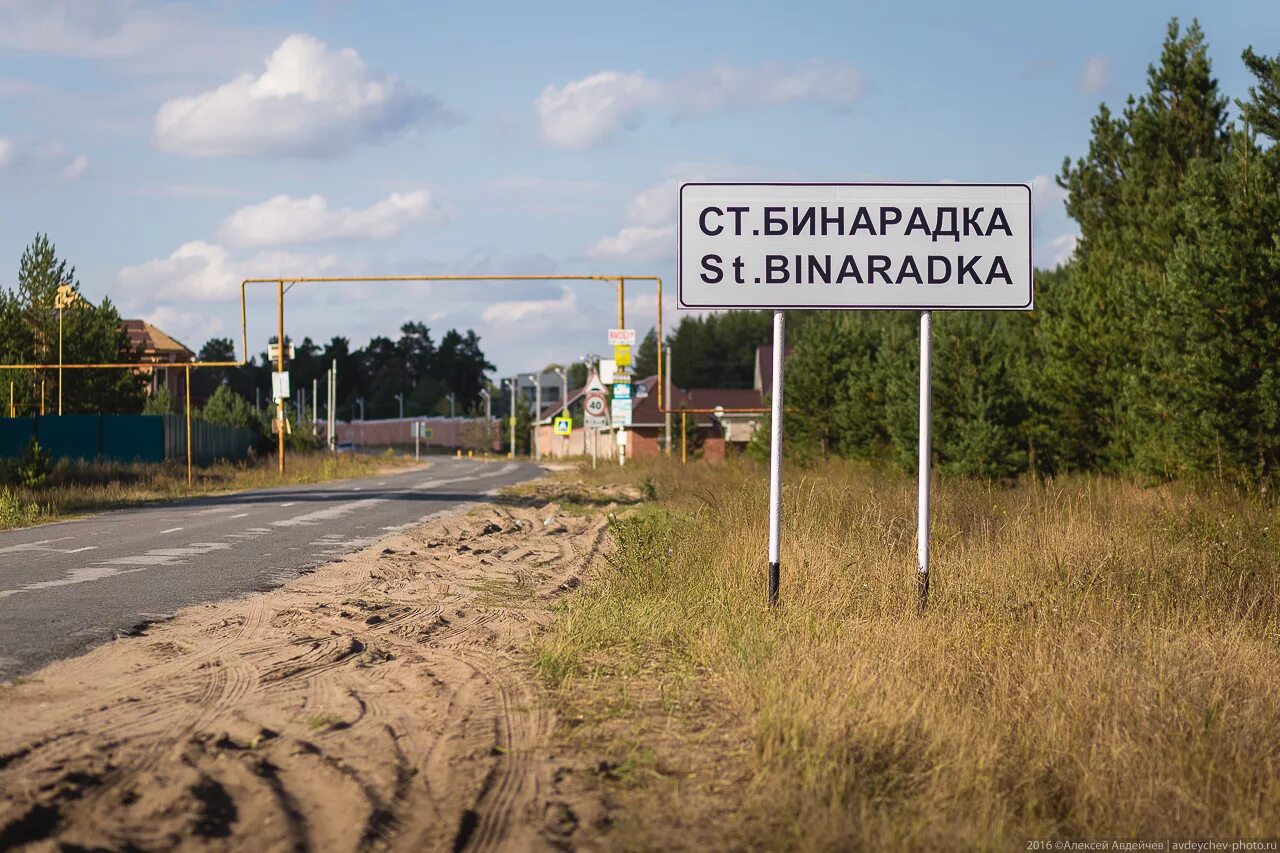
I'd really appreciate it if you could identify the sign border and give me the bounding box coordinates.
[677,181,1034,311]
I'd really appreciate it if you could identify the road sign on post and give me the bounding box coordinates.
[608,328,636,346]
[271,371,290,402]
[553,416,572,436]
[583,373,608,429]
[610,397,632,427]
[679,181,1033,608]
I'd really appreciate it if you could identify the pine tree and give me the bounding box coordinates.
[4,234,142,414]
[1042,19,1229,472]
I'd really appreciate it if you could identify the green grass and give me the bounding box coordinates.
[537,456,1280,849]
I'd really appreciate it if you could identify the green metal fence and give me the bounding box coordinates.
[0,415,256,466]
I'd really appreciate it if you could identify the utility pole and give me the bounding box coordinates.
[448,392,456,419]
[506,377,516,458]
[312,377,318,429]
[527,373,542,461]
[395,392,404,419]
[479,388,492,453]
[276,280,285,477]
[554,367,567,458]
[665,345,673,455]
[330,358,337,451]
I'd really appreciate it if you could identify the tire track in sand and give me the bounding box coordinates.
[0,495,615,852]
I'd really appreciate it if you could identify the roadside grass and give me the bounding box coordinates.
[536,457,1280,849]
[0,451,412,531]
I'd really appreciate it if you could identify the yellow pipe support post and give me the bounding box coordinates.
[277,280,286,478]
[681,407,687,465]
[656,277,663,412]
[8,381,13,417]
[40,379,45,416]
[185,363,193,485]
[58,306,63,416]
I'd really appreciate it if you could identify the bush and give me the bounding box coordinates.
[0,487,40,526]
[0,438,53,488]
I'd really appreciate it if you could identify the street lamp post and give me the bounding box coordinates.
[448,392,456,419]
[554,367,567,458]
[527,374,542,461]
[504,378,516,458]
[394,392,404,419]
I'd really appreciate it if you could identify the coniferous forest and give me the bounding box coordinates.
[757,19,1280,485]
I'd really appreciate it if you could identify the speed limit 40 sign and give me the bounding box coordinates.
[583,390,608,428]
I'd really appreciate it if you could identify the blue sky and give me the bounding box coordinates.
[0,0,1274,378]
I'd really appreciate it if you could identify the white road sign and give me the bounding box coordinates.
[610,397,632,427]
[271,370,290,401]
[584,389,608,429]
[678,182,1032,310]
[608,328,636,346]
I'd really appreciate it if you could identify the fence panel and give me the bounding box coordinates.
[102,416,165,464]
[0,418,35,457]
[35,415,102,462]
[0,415,256,466]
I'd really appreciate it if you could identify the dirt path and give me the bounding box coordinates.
[0,496,610,851]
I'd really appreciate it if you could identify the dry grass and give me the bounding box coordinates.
[536,457,1280,849]
[0,451,408,530]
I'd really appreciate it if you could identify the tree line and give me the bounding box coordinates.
[195,321,494,423]
[767,20,1280,485]
[637,21,1279,485]
[0,235,497,435]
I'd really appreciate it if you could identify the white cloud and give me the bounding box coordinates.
[481,286,578,325]
[0,137,88,188]
[217,189,439,249]
[586,225,676,261]
[535,71,662,149]
[117,240,337,302]
[537,61,862,148]
[1079,56,1109,94]
[1045,233,1079,267]
[626,179,678,227]
[676,61,861,112]
[585,175,695,261]
[1030,174,1067,211]
[154,34,451,158]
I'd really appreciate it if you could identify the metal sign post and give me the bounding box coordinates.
[917,311,932,609]
[678,181,1033,608]
[767,310,785,607]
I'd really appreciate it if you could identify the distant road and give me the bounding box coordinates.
[0,457,539,679]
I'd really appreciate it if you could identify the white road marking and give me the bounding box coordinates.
[160,527,184,534]
[0,543,230,597]
[280,502,296,508]
[0,537,75,554]
[230,513,248,519]
[271,498,386,528]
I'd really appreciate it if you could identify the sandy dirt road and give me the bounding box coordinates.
[0,493,610,851]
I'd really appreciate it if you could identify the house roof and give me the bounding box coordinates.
[537,375,767,428]
[121,319,194,363]
[754,343,794,398]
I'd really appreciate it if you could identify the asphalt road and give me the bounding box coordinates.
[0,457,540,680]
